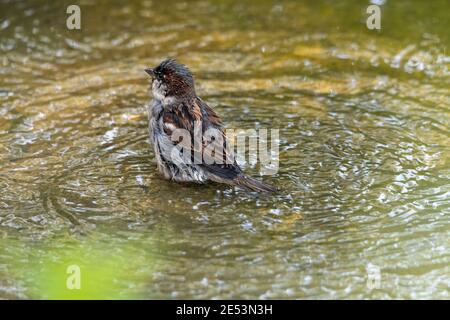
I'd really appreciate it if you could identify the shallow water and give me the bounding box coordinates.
[0,0,449,299]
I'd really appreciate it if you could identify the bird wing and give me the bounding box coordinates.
[160,97,277,192]
[161,97,242,181]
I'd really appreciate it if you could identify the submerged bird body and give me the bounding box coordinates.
[145,59,276,192]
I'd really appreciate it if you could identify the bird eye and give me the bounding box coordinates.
[153,72,161,81]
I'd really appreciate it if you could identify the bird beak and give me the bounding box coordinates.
[144,68,155,78]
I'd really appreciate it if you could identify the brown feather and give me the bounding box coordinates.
[147,59,277,192]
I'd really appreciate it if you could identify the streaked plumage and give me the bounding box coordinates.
[145,59,276,192]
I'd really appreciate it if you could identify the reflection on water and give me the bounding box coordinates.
[1,236,160,299]
[0,0,449,299]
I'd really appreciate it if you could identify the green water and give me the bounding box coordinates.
[0,0,449,299]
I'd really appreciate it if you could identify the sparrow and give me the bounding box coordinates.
[144,59,276,192]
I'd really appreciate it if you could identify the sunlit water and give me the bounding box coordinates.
[0,0,449,299]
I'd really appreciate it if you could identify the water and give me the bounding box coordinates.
[0,0,449,299]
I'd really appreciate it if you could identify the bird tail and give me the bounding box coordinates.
[233,174,277,192]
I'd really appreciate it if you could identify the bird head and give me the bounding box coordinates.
[145,59,195,104]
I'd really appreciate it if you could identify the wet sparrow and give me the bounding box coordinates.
[144,59,276,192]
